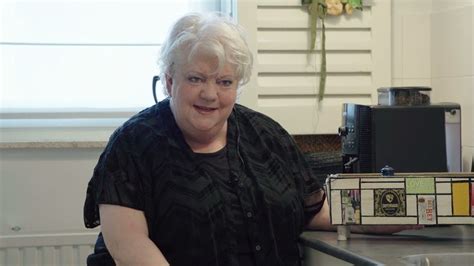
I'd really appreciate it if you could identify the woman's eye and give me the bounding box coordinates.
[218,80,233,87]
[188,76,202,83]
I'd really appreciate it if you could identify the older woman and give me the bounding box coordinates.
[84,12,413,266]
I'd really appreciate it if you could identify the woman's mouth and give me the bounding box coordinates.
[194,105,217,114]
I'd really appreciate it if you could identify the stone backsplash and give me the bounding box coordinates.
[293,134,343,184]
[293,134,341,153]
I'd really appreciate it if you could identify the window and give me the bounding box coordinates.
[0,0,234,143]
[0,0,232,112]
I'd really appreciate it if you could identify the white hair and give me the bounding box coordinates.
[158,12,253,94]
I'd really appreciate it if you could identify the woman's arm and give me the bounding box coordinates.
[99,204,169,266]
[306,197,335,231]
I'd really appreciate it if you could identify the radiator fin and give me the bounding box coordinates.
[0,233,96,266]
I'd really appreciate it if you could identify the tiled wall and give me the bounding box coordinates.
[392,1,474,171]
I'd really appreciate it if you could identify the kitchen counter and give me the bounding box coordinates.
[0,140,107,149]
[299,225,474,265]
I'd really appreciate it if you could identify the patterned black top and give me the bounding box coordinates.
[83,98,325,266]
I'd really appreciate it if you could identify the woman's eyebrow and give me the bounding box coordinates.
[186,71,205,76]
[217,74,236,79]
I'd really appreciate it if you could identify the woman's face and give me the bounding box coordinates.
[166,54,238,140]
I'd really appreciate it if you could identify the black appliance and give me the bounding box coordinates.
[339,89,461,173]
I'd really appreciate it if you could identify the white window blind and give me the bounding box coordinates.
[242,0,391,134]
[0,0,228,111]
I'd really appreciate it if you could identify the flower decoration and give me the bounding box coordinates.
[326,0,343,16]
[302,0,363,102]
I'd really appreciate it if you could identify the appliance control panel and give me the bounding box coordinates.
[340,104,359,155]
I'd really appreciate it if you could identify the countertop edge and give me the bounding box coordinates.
[299,234,384,266]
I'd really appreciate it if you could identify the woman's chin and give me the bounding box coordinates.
[191,122,219,133]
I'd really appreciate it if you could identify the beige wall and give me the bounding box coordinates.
[392,0,474,171]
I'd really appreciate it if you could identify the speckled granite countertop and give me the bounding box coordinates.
[0,141,107,149]
[299,225,474,265]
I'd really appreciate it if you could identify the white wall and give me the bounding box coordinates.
[0,161,3,234]
[392,0,474,170]
[0,149,101,235]
[392,0,432,87]
[431,0,474,171]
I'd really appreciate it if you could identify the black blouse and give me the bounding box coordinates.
[84,98,325,266]
[194,147,256,265]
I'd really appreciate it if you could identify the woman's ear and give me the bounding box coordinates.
[165,74,173,95]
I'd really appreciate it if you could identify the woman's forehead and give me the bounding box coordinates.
[179,55,237,76]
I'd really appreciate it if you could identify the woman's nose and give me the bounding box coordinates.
[199,81,218,100]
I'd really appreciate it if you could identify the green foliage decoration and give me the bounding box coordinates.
[302,0,363,102]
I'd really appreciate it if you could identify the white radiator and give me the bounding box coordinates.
[0,233,97,266]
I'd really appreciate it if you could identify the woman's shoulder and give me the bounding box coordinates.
[234,104,281,127]
[234,103,289,137]
[107,99,172,151]
[124,99,171,130]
